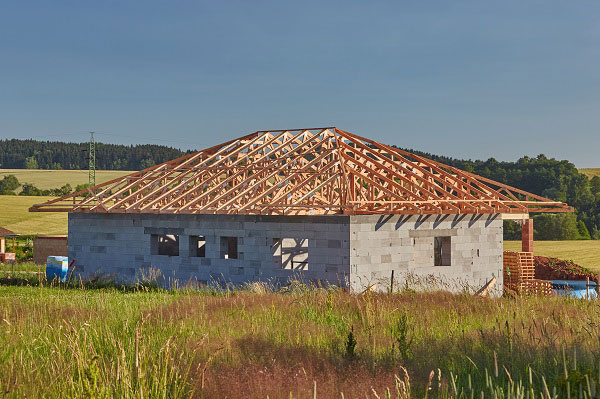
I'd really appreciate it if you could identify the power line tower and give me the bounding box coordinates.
[88,132,96,187]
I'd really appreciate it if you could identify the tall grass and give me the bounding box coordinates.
[0,284,598,398]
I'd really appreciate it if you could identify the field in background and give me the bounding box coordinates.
[580,168,600,178]
[0,195,67,235]
[504,240,600,272]
[0,168,131,192]
[0,286,598,398]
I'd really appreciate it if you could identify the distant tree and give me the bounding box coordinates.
[74,183,91,192]
[140,158,155,169]
[0,174,21,192]
[577,220,591,240]
[591,176,600,198]
[24,156,38,169]
[591,226,600,240]
[50,184,72,196]
[503,220,521,240]
[534,214,580,240]
[19,183,42,196]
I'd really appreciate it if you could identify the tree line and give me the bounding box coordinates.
[0,138,598,239]
[0,139,187,170]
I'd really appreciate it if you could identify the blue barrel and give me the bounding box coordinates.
[46,256,69,282]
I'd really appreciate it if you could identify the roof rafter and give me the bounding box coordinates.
[29,127,573,216]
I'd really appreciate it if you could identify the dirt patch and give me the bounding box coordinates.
[535,256,599,283]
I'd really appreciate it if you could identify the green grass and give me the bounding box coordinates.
[505,240,600,272]
[0,195,67,235]
[0,261,40,273]
[580,168,600,179]
[0,284,598,398]
[0,168,132,192]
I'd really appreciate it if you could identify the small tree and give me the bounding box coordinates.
[0,174,20,192]
[591,176,600,198]
[24,156,38,169]
[577,220,591,240]
[19,183,42,196]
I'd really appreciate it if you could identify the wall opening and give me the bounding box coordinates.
[152,234,179,256]
[273,238,309,270]
[220,236,238,259]
[189,235,206,257]
[434,236,451,266]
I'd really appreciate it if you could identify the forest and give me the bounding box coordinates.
[1,138,599,239]
[0,139,187,170]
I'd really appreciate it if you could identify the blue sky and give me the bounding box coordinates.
[1,1,599,167]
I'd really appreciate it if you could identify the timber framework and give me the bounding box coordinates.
[30,127,573,216]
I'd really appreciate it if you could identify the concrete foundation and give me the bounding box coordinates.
[68,213,503,294]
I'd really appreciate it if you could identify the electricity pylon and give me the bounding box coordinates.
[88,132,96,187]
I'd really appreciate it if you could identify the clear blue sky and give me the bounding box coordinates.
[1,1,599,167]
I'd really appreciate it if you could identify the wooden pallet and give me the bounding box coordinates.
[503,251,534,283]
[505,279,553,297]
[503,251,551,296]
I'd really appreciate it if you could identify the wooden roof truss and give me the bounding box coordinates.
[30,127,572,215]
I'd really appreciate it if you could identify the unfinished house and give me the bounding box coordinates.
[31,128,572,293]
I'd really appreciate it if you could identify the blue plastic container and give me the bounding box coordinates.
[551,280,598,299]
[46,256,69,282]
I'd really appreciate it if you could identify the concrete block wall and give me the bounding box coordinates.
[68,213,351,287]
[68,212,503,294]
[349,214,503,295]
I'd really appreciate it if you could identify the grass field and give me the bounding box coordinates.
[0,195,67,235]
[0,168,131,192]
[505,240,600,272]
[0,285,598,398]
[580,168,600,179]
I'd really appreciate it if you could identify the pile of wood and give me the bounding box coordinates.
[503,251,552,296]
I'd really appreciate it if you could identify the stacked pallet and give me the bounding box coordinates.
[503,251,552,296]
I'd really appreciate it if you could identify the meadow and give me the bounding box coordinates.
[0,168,132,191]
[0,282,599,398]
[0,195,67,235]
[580,168,600,179]
[504,240,600,272]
